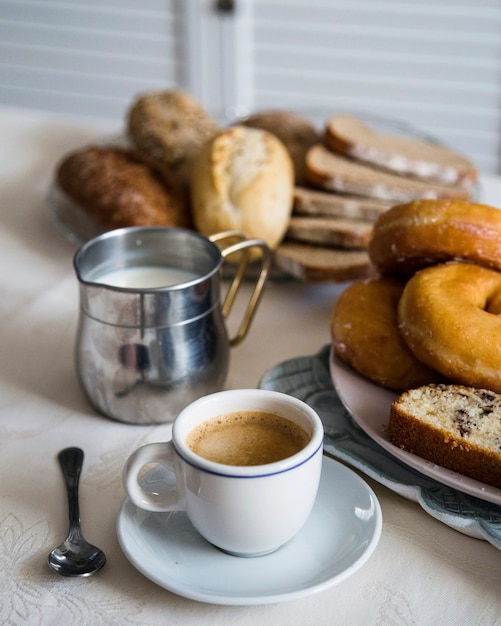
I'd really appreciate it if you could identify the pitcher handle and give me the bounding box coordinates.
[209,231,272,347]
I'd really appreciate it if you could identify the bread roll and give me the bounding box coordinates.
[191,125,294,250]
[240,110,319,185]
[56,146,189,230]
[127,90,219,190]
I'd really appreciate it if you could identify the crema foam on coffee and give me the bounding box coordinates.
[187,410,310,466]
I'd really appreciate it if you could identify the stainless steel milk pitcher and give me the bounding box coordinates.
[73,227,271,424]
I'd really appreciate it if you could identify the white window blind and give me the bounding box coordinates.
[0,0,500,174]
[0,0,185,120]
[247,0,501,174]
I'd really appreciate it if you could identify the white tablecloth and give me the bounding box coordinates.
[1,106,500,626]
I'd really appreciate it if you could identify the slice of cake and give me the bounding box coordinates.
[389,384,501,489]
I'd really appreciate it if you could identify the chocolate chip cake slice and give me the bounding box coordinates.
[389,384,501,489]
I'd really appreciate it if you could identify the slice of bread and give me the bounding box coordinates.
[273,241,372,282]
[286,216,373,249]
[325,115,478,188]
[389,384,501,489]
[293,186,392,221]
[306,144,472,202]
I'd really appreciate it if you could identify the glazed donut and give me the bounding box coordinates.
[331,276,443,392]
[398,262,501,392]
[369,199,501,278]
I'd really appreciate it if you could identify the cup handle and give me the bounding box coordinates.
[209,231,272,347]
[122,442,185,512]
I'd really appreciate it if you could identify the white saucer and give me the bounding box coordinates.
[330,350,501,506]
[116,456,382,605]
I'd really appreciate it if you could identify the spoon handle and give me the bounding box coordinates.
[58,447,84,541]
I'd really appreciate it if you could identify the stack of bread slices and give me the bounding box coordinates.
[271,113,478,282]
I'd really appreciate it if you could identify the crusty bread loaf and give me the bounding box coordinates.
[389,384,501,489]
[306,144,472,202]
[325,114,478,188]
[56,146,190,230]
[293,186,392,221]
[240,110,320,185]
[127,90,219,190]
[190,125,294,250]
[286,215,372,249]
[274,241,372,282]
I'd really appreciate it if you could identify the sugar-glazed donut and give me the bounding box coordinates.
[369,199,501,278]
[331,276,443,392]
[398,262,501,392]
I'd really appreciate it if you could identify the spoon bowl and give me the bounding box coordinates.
[48,447,106,577]
[48,538,107,577]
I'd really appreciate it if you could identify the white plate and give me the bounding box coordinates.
[116,455,382,605]
[259,346,501,548]
[330,350,501,506]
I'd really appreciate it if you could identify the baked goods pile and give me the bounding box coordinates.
[127,90,219,194]
[53,90,478,282]
[55,91,219,235]
[54,90,297,258]
[331,198,501,489]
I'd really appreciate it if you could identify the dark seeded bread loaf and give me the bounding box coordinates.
[240,110,320,185]
[389,384,501,489]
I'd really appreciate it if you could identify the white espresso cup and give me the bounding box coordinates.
[122,389,324,557]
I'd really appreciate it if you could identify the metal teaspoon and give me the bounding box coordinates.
[48,447,106,577]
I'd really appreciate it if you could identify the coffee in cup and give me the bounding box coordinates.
[186,410,310,466]
[123,389,324,557]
